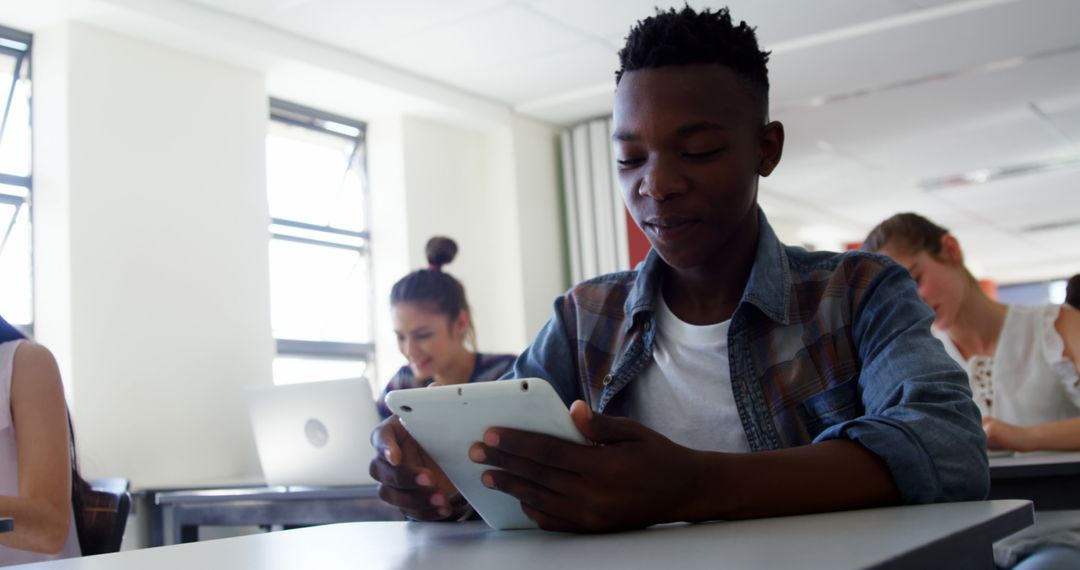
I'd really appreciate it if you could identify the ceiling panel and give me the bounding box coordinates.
[768,0,1080,104]
[452,41,617,105]
[356,4,590,97]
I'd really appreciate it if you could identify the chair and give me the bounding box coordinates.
[73,477,131,555]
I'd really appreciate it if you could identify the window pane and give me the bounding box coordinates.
[272,357,369,387]
[268,238,372,343]
[0,53,31,178]
[0,199,33,324]
[266,121,366,232]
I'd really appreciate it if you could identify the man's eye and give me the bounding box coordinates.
[682,147,725,159]
[617,157,644,168]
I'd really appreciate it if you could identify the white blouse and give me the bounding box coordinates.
[933,304,1080,425]
[0,339,81,566]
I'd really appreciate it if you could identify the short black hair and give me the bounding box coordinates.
[616,6,771,116]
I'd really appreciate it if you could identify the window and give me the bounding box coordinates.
[266,99,373,385]
[0,25,33,331]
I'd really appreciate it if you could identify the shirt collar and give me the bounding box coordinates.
[622,208,792,332]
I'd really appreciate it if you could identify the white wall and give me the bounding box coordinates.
[507,116,566,337]
[33,22,274,487]
[398,117,526,355]
[24,17,568,489]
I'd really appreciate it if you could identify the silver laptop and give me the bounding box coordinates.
[246,377,380,487]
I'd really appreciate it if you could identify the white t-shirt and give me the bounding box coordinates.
[1,339,82,565]
[626,294,750,453]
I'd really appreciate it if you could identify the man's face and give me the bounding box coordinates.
[612,64,782,270]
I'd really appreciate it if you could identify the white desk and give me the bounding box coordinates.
[989,451,1080,510]
[17,500,1033,570]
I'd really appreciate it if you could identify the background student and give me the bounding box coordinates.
[376,236,516,419]
[863,212,1080,569]
[0,315,82,565]
[370,6,987,530]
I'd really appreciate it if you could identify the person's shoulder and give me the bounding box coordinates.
[477,353,517,379]
[9,341,65,406]
[1052,303,1080,350]
[12,341,61,374]
[384,365,416,391]
[784,245,899,288]
[561,269,639,310]
[479,352,517,366]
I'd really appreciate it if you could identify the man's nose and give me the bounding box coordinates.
[638,156,688,201]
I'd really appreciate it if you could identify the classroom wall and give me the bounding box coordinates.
[33,22,274,487]
[25,21,568,487]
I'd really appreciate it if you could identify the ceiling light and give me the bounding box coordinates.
[917,155,1080,191]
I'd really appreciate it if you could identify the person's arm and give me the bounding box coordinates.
[0,342,74,554]
[471,401,899,532]
[817,259,989,504]
[984,416,1080,452]
[1056,304,1080,378]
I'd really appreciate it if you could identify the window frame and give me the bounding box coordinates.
[0,24,33,336]
[266,98,375,381]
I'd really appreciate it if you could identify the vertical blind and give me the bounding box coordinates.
[560,118,630,284]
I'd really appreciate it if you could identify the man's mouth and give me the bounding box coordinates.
[642,216,701,240]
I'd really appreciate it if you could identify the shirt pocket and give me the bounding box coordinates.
[798,376,861,439]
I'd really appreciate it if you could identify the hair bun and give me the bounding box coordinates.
[425,236,458,269]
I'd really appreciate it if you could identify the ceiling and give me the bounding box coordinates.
[168,0,1080,285]
[7,0,1080,285]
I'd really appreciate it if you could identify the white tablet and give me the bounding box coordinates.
[385,378,587,530]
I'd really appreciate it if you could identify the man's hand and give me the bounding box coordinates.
[369,415,465,520]
[983,416,1035,452]
[468,400,704,533]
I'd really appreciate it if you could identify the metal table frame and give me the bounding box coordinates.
[989,451,1080,510]
[139,484,402,546]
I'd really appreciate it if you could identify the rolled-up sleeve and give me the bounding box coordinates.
[814,262,989,503]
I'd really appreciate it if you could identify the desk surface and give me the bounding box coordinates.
[19,500,1033,570]
[154,484,379,505]
[0,517,11,533]
[989,451,1080,479]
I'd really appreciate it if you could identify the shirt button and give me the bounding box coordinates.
[602,374,613,386]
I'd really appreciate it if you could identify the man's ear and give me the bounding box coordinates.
[940,233,964,266]
[758,121,785,177]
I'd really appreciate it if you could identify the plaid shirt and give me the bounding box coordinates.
[377,353,516,419]
[508,210,989,504]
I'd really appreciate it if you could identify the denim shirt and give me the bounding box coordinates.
[507,210,989,504]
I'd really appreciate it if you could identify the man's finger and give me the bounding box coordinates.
[369,456,438,490]
[570,400,643,444]
[483,469,580,523]
[482,428,592,472]
[371,416,405,466]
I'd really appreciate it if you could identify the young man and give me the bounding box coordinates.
[370,6,988,533]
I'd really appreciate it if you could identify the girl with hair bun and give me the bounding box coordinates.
[375,237,516,419]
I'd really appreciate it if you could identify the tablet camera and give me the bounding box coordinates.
[521,380,529,392]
